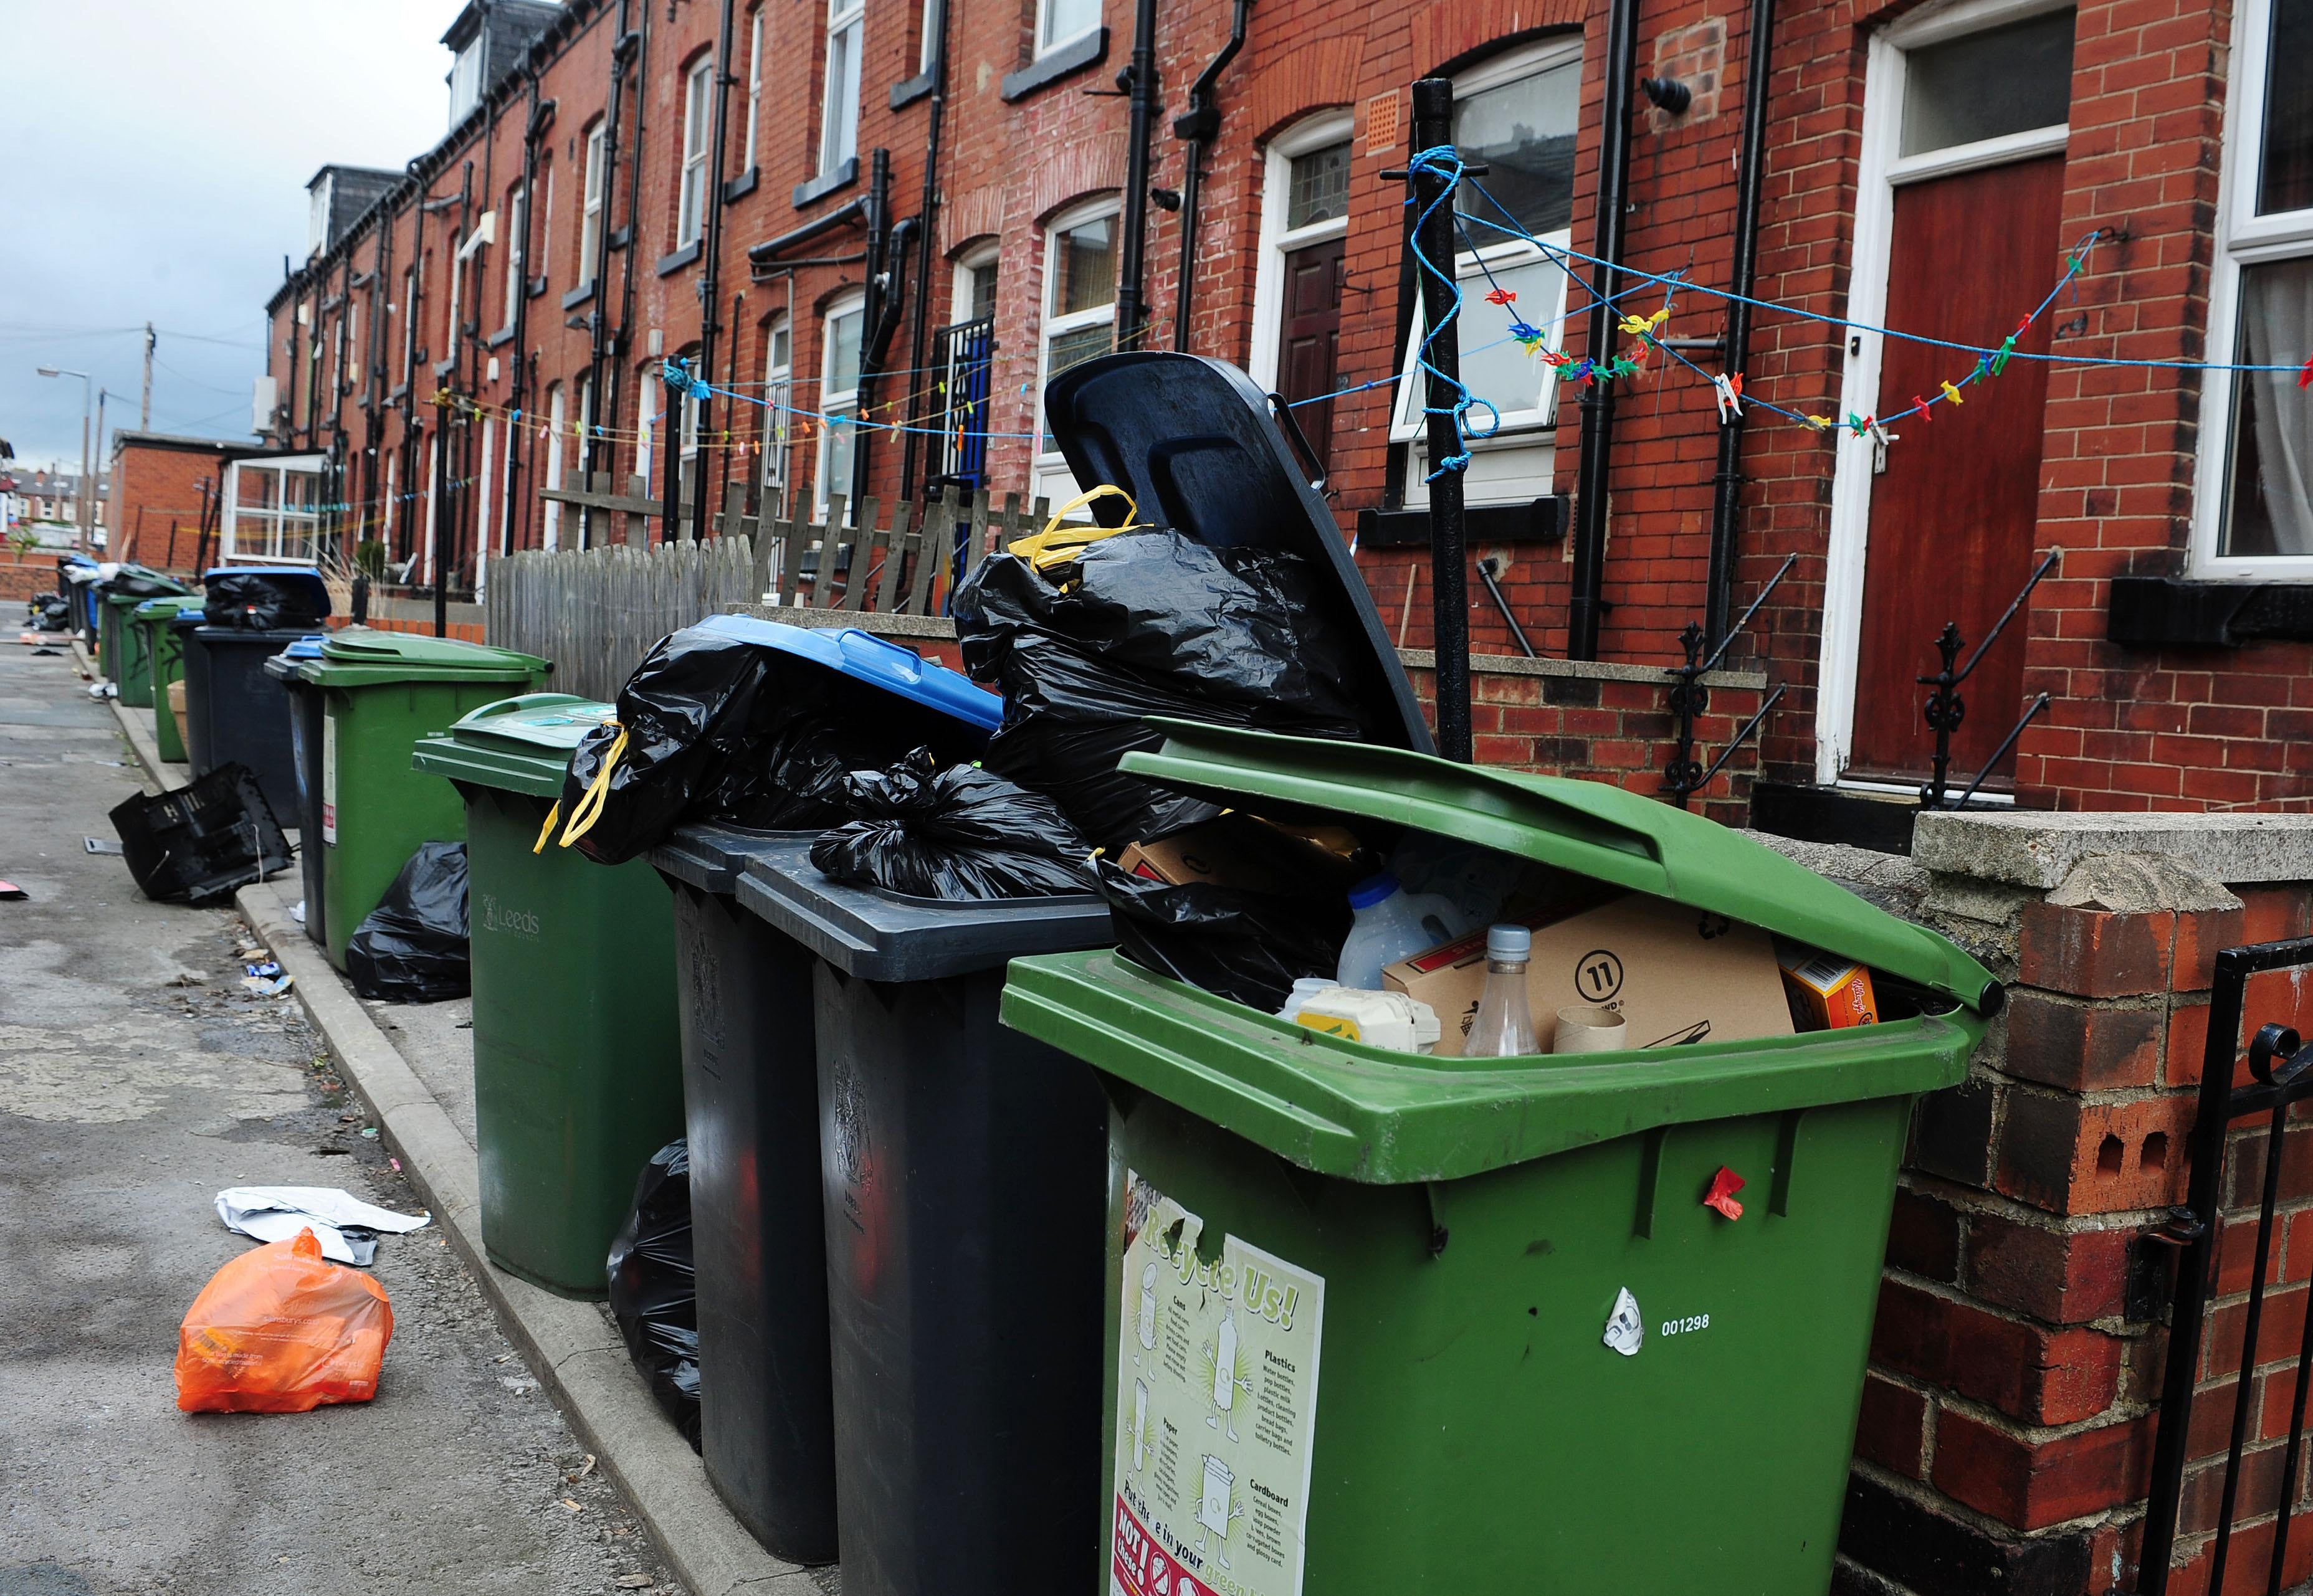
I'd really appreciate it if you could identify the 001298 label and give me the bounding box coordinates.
[1110,1171,1325,1596]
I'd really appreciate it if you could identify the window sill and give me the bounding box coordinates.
[656,241,702,277]
[890,69,935,110]
[793,159,859,209]
[1355,498,1568,548]
[486,326,516,349]
[389,384,410,405]
[609,226,631,251]
[2107,576,2313,647]
[561,281,598,311]
[527,275,550,300]
[724,168,760,204]
[433,359,457,378]
[1001,28,1106,102]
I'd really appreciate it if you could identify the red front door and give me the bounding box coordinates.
[1276,235,1346,472]
[1848,154,2065,783]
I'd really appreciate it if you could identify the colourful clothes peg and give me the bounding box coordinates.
[2299,353,2313,391]
[1485,287,1517,306]
[1712,373,1744,423]
[1940,380,1967,406]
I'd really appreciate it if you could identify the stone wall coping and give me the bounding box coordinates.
[1913,809,2313,890]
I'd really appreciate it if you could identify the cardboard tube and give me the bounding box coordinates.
[1552,1004,1628,1055]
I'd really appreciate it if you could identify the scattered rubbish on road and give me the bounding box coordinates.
[215,1186,431,1266]
[108,762,292,905]
[568,1455,599,1483]
[246,960,282,979]
[359,1127,379,1139]
[0,880,24,901]
[606,1140,699,1450]
[346,841,469,1002]
[290,898,306,924]
[82,837,125,855]
[241,973,294,997]
[174,1227,394,1413]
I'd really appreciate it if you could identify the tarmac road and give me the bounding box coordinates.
[0,639,682,1596]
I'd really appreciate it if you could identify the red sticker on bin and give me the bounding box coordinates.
[1704,1166,1746,1221]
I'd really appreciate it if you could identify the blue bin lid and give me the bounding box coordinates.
[200,566,333,619]
[690,614,1002,732]
[282,634,328,660]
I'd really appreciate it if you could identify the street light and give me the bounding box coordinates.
[36,365,92,549]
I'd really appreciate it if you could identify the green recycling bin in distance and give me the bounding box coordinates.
[137,596,207,760]
[298,629,549,971]
[105,587,176,708]
[413,694,685,1296]
[998,723,2001,1596]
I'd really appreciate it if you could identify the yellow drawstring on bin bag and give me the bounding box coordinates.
[532,721,631,853]
[1003,485,1146,574]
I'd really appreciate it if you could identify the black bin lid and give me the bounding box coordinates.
[1042,351,1433,756]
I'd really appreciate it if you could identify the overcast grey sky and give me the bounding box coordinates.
[0,2,472,472]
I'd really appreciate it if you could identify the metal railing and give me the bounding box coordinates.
[930,315,995,492]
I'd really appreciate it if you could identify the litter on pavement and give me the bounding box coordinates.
[215,1185,431,1266]
[176,1227,394,1413]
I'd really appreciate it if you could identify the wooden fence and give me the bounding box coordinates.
[485,484,1053,701]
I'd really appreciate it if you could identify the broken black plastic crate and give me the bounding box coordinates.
[109,761,293,906]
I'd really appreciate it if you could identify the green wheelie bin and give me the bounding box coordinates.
[413,695,685,1296]
[998,722,2003,1596]
[298,630,550,971]
[104,579,186,706]
[137,595,207,761]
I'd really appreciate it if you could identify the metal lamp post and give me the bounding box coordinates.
[36,365,92,549]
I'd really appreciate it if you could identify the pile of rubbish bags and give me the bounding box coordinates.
[608,1141,699,1448]
[346,842,470,1003]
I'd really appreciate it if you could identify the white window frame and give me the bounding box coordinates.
[954,246,999,324]
[744,11,765,172]
[761,316,793,512]
[2192,0,2313,577]
[1249,111,1355,391]
[345,303,360,394]
[330,314,346,399]
[222,455,328,564]
[400,265,419,384]
[817,293,866,516]
[919,0,943,74]
[580,122,608,288]
[637,367,656,494]
[536,163,554,282]
[444,232,465,359]
[503,182,527,326]
[820,0,864,176]
[679,58,713,249]
[1386,37,1585,498]
[543,382,566,549]
[1812,0,2075,785]
[1033,197,1122,500]
[1036,0,1100,59]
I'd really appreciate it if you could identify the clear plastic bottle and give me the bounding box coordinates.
[1335,873,1470,989]
[1463,924,1539,1058]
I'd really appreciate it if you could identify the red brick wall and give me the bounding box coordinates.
[0,548,64,604]
[1846,881,2313,1596]
[108,439,231,573]
[268,0,2313,814]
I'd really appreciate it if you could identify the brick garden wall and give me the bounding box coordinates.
[1819,819,2313,1596]
[107,435,234,574]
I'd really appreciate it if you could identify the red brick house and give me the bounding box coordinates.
[105,431,250,574]
[255,0,2313,1588]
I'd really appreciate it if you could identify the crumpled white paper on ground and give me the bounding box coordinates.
[215,1186,432,1266]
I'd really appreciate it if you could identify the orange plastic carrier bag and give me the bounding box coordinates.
[175,1227,395,1413]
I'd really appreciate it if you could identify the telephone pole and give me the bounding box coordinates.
[140,323,155,430]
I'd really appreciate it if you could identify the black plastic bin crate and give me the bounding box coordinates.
[732,838,1115,1596]
[108,761,292,906]
[647,823,841,1565]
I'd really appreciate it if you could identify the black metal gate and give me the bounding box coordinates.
[2141,936,2313,1594]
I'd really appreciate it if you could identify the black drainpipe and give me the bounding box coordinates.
[1566,0,1642,661]
[580,4,639,546]
[847,148,895,510]
[1703,0,1778,649]
[1171,0,1250,353]
[1112,0,1160,349]
[614,0,652,523]
[897,0,953,498]
[689,0,740,541]
[509,83,555,554]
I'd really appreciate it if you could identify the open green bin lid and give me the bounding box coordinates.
[998,720,2000,1184]
[412,693,612,797]
[132,595,209,623]
[296,627,551,688]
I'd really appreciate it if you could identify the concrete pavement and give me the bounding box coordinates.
[0,641,681,1595]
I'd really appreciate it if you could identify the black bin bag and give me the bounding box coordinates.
[953,525,1376,850]
[1093,854,1353,1013]
[346,841,470,1003]
[555,622,996,866]
[809,749,1095,901]
[607,1140,700,1449]
[203,571,329,631]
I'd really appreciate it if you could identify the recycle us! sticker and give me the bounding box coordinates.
[1603,1288,1645,1357]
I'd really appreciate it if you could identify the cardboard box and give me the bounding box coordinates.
[1383,891,1795,1057]
[1116,814,1362,895]
[1775,941,1880,1029]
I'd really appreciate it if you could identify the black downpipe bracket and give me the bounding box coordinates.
[1171,0,1251,352]
[1704,0,1778,648]
[1567,0,1642,661]
[1406,79,1472,762]
[689,0,740,542]
[1112,0,1160,349]
[897,0,952,498]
